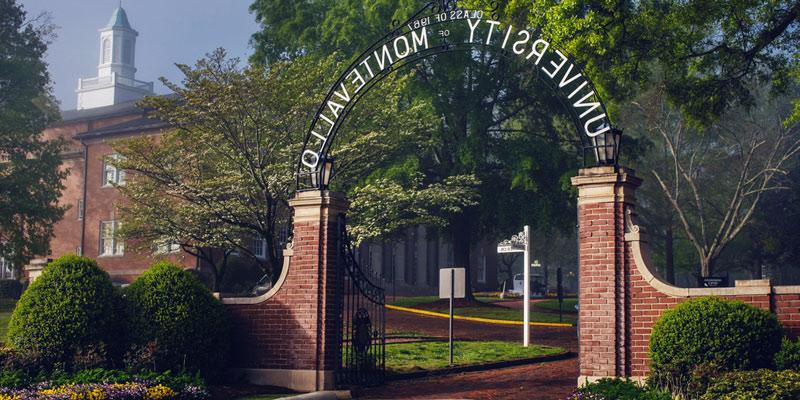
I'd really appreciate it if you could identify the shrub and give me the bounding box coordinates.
[568,378,671,400]
[0,279,22,299]
[648,297,783,393]
[775,337,800,371]
[124,262,229,375]
[6,255,122,368]
[700,369,800,399]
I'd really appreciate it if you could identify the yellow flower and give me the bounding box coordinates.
[87,387,106,400]
[145,384,176,400]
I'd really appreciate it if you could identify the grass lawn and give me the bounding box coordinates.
[385,340,564,373]
[534,298,578,314]
[436,306,577,324]
[0,299,16,343]
[387,296,440,308]
[386,329,425,337]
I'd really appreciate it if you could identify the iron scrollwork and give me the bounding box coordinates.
[336,215,385,387]
[352,307,373,355]
[498,229,528,248]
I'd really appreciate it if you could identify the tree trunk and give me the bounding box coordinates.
[451,213,473,299]
[665,224,675,284]
[700,256,713,278]
[752,253,763,279]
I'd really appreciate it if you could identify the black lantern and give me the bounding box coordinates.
[311,156,335,190]
[588,125,622,166]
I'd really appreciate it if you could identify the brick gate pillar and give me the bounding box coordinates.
[224,190,348,392]
[571,166,641,384]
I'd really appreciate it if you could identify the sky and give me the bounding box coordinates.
[19,0,259,111]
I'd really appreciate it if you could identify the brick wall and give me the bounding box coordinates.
[222,191,345,389]
[573,166,800,381]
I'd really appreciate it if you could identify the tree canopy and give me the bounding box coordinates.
[0,0,65,272]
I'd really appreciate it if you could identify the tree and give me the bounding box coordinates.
[112,49,456,290]
[511,0,800,125]
[0,0,66,273]
[631,84,800,277]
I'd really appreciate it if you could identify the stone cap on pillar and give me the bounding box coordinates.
[288,190,350,223]
[571,166,642,205]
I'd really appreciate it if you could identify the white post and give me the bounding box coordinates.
[523,225,530,347]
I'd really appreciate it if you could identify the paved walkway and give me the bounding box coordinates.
[356,358,577,400]
[357,308,579,399]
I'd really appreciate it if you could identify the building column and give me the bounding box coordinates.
[571,166,641,383]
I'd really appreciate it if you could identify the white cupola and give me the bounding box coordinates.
[98,6,137,79]
[75,5,154,110]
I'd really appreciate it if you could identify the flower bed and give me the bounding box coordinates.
[0,382,209,400]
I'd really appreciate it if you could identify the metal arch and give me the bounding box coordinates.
[296,0,616,190]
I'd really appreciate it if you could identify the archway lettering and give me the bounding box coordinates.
[298,1,613,187]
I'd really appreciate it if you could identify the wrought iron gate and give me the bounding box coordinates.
[336,215,386,386]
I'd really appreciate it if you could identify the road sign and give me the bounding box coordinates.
[439,268,466,299]
[497,244,524,253]
[439,267,465,366]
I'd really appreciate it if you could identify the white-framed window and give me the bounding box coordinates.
[99,220,124,256]
[102,38,111,63]
[103,154,126,186]
[249,236,267,260]
[77,199,84,221]
[0,242,13,280]
[0,255,12,280]
[155,241,181,255]
[477,252,487,284]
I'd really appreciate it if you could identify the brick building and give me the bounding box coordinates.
[26,6,191,282]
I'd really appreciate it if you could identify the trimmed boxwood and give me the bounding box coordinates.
[6,255,121,367]
[700,369,800,400]
[124,262,229,375]
[649,297,783,392]
[775,337,800,371]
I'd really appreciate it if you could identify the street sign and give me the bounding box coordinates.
[497,226,532,347]
[439,268,466,299]
[497,244,524,253]
[699,276,728,288]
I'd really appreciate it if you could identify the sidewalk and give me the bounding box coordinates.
[354,357,578,400]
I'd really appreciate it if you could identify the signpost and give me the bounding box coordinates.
[497,226,531,347]
[439,267,465,366]
[557,267,564,323]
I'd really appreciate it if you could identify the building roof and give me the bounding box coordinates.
[106,6,132,30]
[60,99,143,124]
[74,116,168,140]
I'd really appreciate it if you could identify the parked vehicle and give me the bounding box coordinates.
[510,273,546,297]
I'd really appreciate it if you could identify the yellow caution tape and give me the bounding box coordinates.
[386,304,574,327]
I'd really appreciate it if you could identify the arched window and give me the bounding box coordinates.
[102,38,111,64]
[123,39,133,64]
